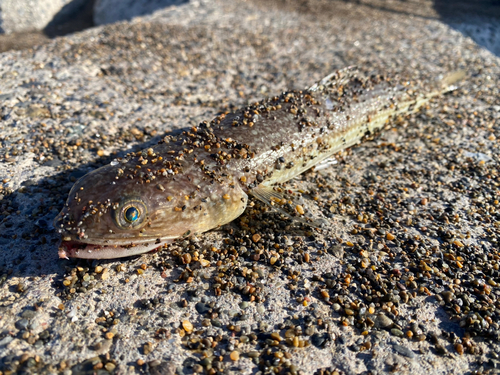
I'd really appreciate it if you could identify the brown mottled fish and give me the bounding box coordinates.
[55,67,464,259]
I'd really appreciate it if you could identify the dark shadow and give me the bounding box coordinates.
[433,0,500,57]
[43,0,95,38]
[92,0,189,26]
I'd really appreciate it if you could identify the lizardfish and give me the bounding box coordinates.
[55,67,464,259]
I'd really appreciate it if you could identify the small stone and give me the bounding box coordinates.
[393,344,415,358]
[16,318,29,330]
[193,364,203,373]
[143,342,153,355]
[105,363,116,371]
[182,320,193,333]
[21,310,36,320]
[252,234,261,242]
[311,333,329,348]
[374,313,393,329]
[195,302,210,314]
[137,284,146,296]
[270,332,281,341]
[441,291,454,303]
[94,339,113,355]
[100,268,110,280]
[230,350,240,361]
[182,253,192,264]
[391,328,404,337]
[0,336,13,346]
[248,351,259,358]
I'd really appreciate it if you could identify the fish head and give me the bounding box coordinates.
[55,151,248,259]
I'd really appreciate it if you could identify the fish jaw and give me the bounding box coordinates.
[58,238,170,259]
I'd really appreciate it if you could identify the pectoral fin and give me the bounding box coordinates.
[250,184,325,228]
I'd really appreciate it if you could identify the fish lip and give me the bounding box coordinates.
[61,235,175,247]
[58,237,173,259]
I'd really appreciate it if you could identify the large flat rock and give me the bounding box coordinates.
[0,0,499,374]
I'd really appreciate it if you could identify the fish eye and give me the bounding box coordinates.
[125,206,139,222]
[114,198,147,229]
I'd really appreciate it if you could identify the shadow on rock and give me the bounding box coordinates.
[93,0,189,26]
[44,0,96,38]
[433,0,500,57]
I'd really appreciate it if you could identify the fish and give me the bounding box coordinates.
[54,67,464,259]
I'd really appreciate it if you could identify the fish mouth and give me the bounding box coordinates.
[58,238,170,259]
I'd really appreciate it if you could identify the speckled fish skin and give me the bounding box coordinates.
[55,67,463,259]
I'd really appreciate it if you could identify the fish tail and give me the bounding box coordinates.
[412,70,465,112]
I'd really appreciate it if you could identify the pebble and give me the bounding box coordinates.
[195,302,210,314]
[0,336,13,346]
[105,363,116,371]
[15,318,29,330]
[137,284,146,296]
[100,268,110,280]
[374,314,393,329]
[393,344,416,358]
[143,342,153,355]
[230,351,240,361]
[311,333,329,348]
[182,320,193,334]
[390,328,404,337]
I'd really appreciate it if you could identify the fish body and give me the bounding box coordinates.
[55,67,464,259]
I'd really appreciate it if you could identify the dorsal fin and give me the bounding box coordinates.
[308,66,359,92]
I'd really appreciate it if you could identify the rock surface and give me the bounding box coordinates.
[0,0,499,374]
[0,0,88,34]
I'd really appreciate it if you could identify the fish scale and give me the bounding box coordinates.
[55,67,464,259]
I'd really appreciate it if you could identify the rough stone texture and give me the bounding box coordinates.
[93,0,187,25]
[0,0,499,374]
[0,0,89,34]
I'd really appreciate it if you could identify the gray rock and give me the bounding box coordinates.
[0,0,88,34]
[0,336,13,346]
[374,313,394,329]
[390,328,404,337]
[93,0,187,25]
[15,318,29,330]
[195,302,210,314]
[393,344,416,359]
